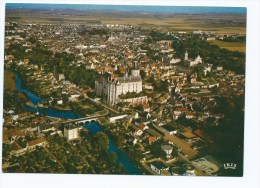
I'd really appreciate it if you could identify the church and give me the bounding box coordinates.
[184,50,203,67]
[95,69,143,106]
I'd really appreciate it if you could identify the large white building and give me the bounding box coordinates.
[95,69,143,106]
[64,125,79,141]
[184,51,203,67]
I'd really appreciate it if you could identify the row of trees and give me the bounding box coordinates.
[79,129,127,174]
[79,28,108,36]
[218,35,246,43]
[148,30,177,41]
[6,36,101,89]
[172,35,245,74]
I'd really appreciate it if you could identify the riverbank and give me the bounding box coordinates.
[6,69,142,175]
[5,68,102,118]
[84,122,142,175]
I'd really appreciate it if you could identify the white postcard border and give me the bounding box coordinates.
[0,1,259,188]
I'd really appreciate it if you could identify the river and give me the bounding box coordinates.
[11,70,141,175]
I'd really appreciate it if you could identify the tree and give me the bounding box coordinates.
[140,70,146,79]
[51,98,58,107]
[115,135,125,148]
[65,163,77,173]
[2,144,12,157]
[87,92,96,98]
[94,132,109,151]
[117,163,127,174]
[155,80,168,93]
[62,94,69,105]
[109,152,117,164]
[210,86,219,94]
[149,141,166,158]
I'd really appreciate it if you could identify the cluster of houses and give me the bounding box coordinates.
[107,111,221,176]
[3,109,86,161]
[3,21,244,176]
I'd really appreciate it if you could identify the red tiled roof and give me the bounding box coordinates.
[139,123,146,130]
[148,137,156,144]
[143,104,150,109]
[194,129,208,140]
[150,64,156,68]
[8,130,29,137]
[27,137,47,147]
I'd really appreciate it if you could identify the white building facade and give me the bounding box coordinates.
[64,125,79,141]
[95,69,142,106]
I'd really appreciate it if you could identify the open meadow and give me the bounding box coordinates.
[209,40,246,52]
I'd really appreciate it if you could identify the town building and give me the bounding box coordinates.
[27,137,48,150]
[64,124,79,141]
[150,161,169,174]
[192,155,222,176]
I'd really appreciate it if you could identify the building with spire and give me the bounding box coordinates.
[184,50,203,67]
[184,50,189,61]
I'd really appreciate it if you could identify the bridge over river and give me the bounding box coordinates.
[63,114,107,124]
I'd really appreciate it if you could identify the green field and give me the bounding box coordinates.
[209,40,246,53]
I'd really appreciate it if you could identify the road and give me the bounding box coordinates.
[151,123,198,160]
[84,95,120,114]
[44,147,66,171]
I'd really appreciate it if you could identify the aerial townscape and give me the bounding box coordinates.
[2,4,246,176]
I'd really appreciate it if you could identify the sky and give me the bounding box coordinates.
[6,3,246,14]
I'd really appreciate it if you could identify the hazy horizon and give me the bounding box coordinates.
[6,3,246,14]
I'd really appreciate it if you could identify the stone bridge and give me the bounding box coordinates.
[63,114,107,124]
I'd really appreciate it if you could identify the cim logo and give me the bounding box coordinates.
[223,163,237,170]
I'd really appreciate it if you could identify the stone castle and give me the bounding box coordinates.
[95,69,143,106]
